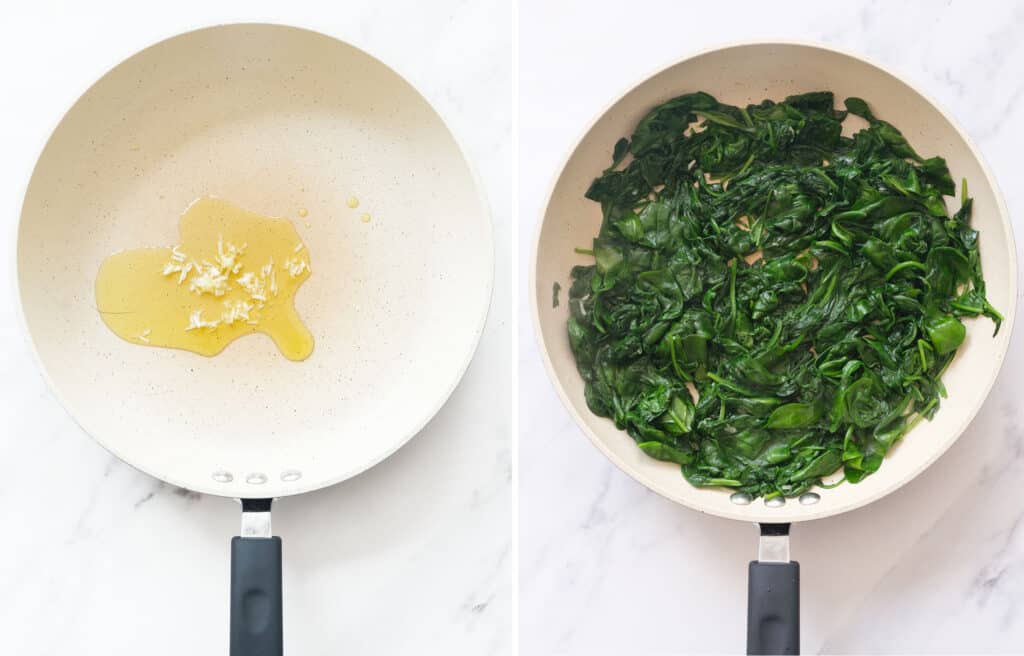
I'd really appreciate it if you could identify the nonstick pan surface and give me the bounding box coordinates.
[532,42,1016,525]
[17,24,493,498]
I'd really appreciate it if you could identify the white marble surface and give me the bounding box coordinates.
[520,1,1024,653]
[0,1,514,654]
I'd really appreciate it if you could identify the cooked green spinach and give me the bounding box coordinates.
[568,91,1000,499]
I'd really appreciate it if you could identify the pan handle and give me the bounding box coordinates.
[230,498,283,656]
[747,523,799,655]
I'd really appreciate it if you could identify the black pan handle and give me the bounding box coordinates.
[747,523,799,655]
[230,498,283,656]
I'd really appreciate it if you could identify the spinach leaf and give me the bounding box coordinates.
[567,91,999,499]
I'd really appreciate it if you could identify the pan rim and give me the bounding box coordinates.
[14,22,495,499]
[529,38,1018,523]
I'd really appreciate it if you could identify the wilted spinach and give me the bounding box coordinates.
[568,91,1000,499]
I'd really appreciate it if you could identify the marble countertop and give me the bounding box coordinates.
[519,1,1024,653]
[0,1,513,654]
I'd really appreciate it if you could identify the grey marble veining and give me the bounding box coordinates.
[519,0,1024,653]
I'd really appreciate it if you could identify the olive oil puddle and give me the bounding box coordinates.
[96,197,314,360]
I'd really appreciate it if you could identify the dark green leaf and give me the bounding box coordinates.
[567,90,999,499]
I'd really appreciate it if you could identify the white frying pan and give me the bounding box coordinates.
[17,24,492,655]
[531,42,1016,654]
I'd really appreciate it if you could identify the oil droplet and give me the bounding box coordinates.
[360,213,371,223]
[297,208,308,218]
[96,197,314,361]
[347,196,359,209]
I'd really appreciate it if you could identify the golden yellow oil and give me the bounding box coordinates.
[96,197,314,361]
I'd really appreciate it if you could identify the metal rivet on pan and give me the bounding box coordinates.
[280,469,302,482]
[729,492,752,505]
[799,492,821,505]
[212,470,233,483]
[765,496,787,508]
[246,473,268,485]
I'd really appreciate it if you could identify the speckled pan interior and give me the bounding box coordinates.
[17,24,492,498]
[532,42,1016,523]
